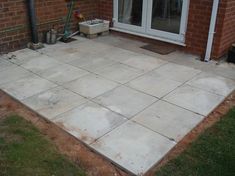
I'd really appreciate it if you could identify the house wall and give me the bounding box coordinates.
[212,0,235,59]
[0,0,97,53]
[97,0,235,59]
[1,0,234,59]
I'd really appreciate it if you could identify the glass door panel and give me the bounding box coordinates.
[113,0,189,43]
[118,0,143,26]
[151,0,182,34]
[113,0,147,33]
[146,0,189,42]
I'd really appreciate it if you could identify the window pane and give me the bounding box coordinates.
[118,0,143,26]
[151,0,183,34]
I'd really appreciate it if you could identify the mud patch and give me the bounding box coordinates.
[0,132,24,144]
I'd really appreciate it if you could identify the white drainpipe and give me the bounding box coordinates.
[204,0,220,62]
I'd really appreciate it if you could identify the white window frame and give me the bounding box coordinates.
[146,0,190,43]
[113,0,190,44]
[113,0,147,33]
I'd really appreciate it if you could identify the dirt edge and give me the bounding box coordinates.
[145,91,235,176]
[0,90,234,176]
[0,90,129,176]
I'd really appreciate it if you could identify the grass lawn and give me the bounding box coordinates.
[156,107,235,176]
[0,115,86,176]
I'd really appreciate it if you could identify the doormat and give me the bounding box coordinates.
[141,44,176,55]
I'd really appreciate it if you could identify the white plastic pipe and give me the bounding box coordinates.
[204,0,220,62]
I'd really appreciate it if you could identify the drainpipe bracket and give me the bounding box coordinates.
[27,42,44,50]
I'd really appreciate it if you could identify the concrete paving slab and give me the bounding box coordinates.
[187,72,235,96]
[1,36,234,176]
[127,72,182,98]
[93,35,146,48]
[0,59,15,72]
[94,63,144,84]
[69,55,117,72]
[91,121,175,175]
[48,51,83,63]
[71,35,89,42]
[94,86,157,118]
[5,48,42,65]
[22,87,87,119]
[42,43,103,63]
[39,63,89,85]
[21,55,61,74]
[133,100,203,142]
[152,63,201,83]
[119,54,167,72]
[210,63,235,81]
[164,51,199,62]
[64,74,119,99]
[73,40,114,53]
[164,85,225,116]
[1,75,57,100]
[102,47,140,62]
[54,102,127,144]
[0,66,32,86]
[37,43,68,55]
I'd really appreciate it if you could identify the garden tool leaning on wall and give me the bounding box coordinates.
[60,0,77,42]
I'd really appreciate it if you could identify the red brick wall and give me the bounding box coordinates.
[97,0,234,59]
[185,0,213,57]
[1,0,234,59]
[212,0,235,59]
[0,0,98,54]
[185,0,235,59]
[98,0,113,21]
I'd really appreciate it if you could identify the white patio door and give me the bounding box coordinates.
[113,0,147,33]
[113,0,189,43]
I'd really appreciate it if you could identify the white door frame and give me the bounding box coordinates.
[113,0,147,33]
[146,0,190,42]
[113,0,190,44]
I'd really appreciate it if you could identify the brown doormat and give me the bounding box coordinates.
[141,44,176,55]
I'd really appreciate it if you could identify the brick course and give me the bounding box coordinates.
[98,0,235,59]
[212,0,235,58]
[0,0,234,60]
[0,0,97,53]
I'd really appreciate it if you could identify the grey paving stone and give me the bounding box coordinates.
[21,55,61,74]
[1,75,57,100]
[91,121,175,175]
[152,63,201,83]
[54,102,127,144]
[127,72,182,98]
[64,74,119,99]
[39,63,89,85]
[133,100,203,142]
[187,72,235,96]
[164,85,225,116]
[94,63,144,84]
[0,66,32,86]
[94,86,157,118]
[23,87,87,119]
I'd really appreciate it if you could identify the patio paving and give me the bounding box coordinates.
[1,35,235,175]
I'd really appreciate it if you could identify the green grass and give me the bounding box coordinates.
[0,115,86,176]
[156,107,235,176]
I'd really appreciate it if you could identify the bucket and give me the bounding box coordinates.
[46,29,57,44]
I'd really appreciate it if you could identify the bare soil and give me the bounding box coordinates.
[0,89,234,176]
[0,90,129,176]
